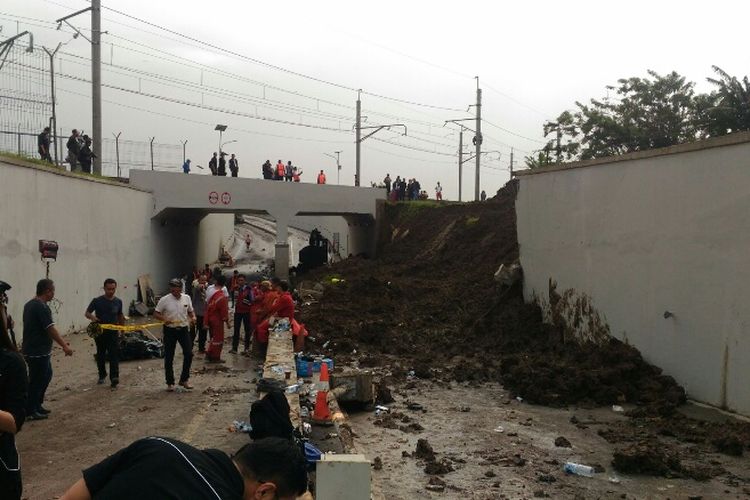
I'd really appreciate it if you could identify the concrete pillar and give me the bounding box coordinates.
[275,244,290,281]
[271,213,290,280]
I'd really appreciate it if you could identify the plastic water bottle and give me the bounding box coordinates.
[564,462,595,477]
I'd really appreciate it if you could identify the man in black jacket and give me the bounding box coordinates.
[60,437,307,500]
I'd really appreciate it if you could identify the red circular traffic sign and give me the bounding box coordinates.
[221,192,231,205]
[209,191,219,204]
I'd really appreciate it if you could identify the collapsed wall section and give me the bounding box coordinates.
[515,133,750,415]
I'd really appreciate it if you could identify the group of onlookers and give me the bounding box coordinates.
[36,128,96,174]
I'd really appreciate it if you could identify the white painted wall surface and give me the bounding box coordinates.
[197,214,235,267]
[0,158,155,334]
[516,136,750,415]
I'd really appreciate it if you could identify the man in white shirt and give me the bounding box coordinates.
[154,278,196,392]
[435,182,443,201]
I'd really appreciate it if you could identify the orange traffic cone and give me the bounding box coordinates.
[313,390,331,423]
[317,361,330,391]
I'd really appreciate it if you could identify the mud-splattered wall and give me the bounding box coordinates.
[516,132,750,416]
[0,157,159,334]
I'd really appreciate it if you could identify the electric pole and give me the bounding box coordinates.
[510,147,514,179]
[474,77,482,201]
[92,0,102,175]
[355,90,361,186]
[355,91,407,187]
[55,6,101,173]
[43,43,62,166]
[458,129,463,202]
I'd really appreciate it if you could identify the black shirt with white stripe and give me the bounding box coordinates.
[83,437,244,499]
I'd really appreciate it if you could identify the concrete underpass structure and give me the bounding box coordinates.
[129,170,385,281]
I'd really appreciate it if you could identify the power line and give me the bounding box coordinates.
[77,2,467,112]
[5,58,351,133]
[482,118,546,144]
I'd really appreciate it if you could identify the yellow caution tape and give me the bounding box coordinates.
[98,322,164,331]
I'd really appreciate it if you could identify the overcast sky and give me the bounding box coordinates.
[2,0,748,199]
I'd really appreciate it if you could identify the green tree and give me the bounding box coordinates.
[704,65,750,135]
[538,70,704,162]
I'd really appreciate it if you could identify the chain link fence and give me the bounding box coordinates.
[0,125,187,177]
[1,39,187,177]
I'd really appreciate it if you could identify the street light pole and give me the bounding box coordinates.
[324,150,343,185]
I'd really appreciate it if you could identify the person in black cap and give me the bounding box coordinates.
[154,278,196,391]
[0,285,28,500]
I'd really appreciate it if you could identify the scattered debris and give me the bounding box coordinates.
[554,436,572,448]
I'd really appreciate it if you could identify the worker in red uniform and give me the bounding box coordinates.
[255,281,294,349]
[247,281,264,356]
[205,275,230,363]
[275,160,285,181]
[316,170,326,185]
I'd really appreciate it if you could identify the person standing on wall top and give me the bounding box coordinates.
[317,170,326,185]
[77,135,96,174]
[190,274,208,353]
[182,159,191,174]
[154,278,195,391]
[38,127,52,163]
[0,296,28,500]
[262,160,273,179]
[292,167,303,182]
[284,161,294,182]
[218,153,227,176]
[435,181,443,201]
[481,190,487,201]
[275,160,285,181]
[229,154,239,177]
[230,275,253,355]
[22,279,73,421]
[384,174,391,195]
[85,279,125,389]
[66,129,82,172]
[208,153,218,176]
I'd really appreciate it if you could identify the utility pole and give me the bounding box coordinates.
[43,43,62,167]
[181,139,188,164]
[91,0,102,175]
[354,91,407,187]
[55,6,100,172]
[149,136,155,171]
[355,90,361,187]
[509,147,514,179]
[474,77,482,202]
[458,129,463,202]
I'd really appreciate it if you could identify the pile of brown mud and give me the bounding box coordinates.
[299,181,684,411]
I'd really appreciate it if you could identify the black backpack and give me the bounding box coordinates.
[249,391,294,441]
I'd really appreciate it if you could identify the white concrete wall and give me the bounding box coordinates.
[0,158,156,333]
[197,214,235,268]
[516,134,750,415]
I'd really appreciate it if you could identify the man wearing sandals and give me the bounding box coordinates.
[154,278,196,391]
